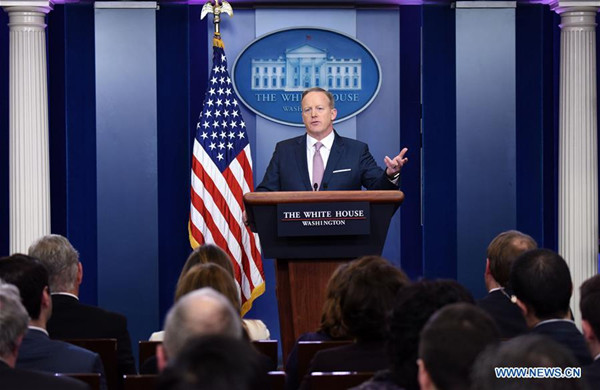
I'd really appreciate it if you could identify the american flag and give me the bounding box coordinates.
[189,36,264,315]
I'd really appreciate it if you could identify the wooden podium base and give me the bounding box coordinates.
[275,258,349,362]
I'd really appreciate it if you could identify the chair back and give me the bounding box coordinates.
[138,340,162,372]
[309,371,374,390]
[297,340,352,383]
[268,370,286,390]
[62,338,118,390]
[56,372,101,390]
[252,339,278,369]
[123,374,157,390]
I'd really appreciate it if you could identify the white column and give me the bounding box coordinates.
[552,1,600,325]
[0,1,53,253]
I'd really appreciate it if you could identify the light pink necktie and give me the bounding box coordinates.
[313,142,324,191]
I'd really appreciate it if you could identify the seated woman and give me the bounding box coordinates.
[285,262,352,390]
[150,244,269,341]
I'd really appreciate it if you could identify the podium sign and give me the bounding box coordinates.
[277,202,370,237]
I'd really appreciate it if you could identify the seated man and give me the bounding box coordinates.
[510,248,592,366]
[417,303,499,390]
[580,274,600,388]
[0,254,107,390]
[157,287,247,371]
[477,230,535,338]
[29,234,136,377]
[0,279,88,390]
[472,334,584,390]
[158,335,269,390]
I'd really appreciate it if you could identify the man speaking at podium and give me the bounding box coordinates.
[256,87,408,192]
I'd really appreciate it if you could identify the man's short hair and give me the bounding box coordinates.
[157,335,269,390]
[388,279,475,390]
[580,274,600,340]
[162,288,243,359]
[510,249,572,320]
[301,87,335,109]
[419,303,499,390]
[471,334,583,390]
[487,230,537,286]
[28,234,79,292]
[0,279,29,359]
[0,254,49,320]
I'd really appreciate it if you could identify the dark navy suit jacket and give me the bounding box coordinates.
[584,357,600,389]
[256,132,399,192]
[531,320,592,366]
[0,360,89,390]
[47,294,137,376]
[16,328,107,390]
[477,289,528,339]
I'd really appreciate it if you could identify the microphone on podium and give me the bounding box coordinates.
[313,183,318,191]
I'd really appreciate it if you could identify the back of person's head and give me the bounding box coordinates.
[162,287,243,361]
[175,263,240,310]
[487,230,537,287]
[510,248,572,320]
[0,279,29,362]
[157,335,269,390]
[341,256,410,342]
[28,234,79,292]
[418,303,499,390]
[178,244,234,286]
[318,262,350,339]
[388,279,475,390]
[580,274,600,343]
[471,334,584,390]
[0,254,49,320]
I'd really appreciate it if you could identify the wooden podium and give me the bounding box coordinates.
[243,190,403,361]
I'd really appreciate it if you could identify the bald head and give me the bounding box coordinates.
[162,288,243,360]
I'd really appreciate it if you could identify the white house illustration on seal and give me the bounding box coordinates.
[251,44,362,91]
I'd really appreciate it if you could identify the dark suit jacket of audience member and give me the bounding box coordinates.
[477,289,528,339]
[531,321,592,366]
[47,294,137,376]
[0,360,90,390]
[584,358,600,389]
[16,328,107,390]
[286,331,335,390]
[299,340,388,390]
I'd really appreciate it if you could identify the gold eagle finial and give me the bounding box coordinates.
[200,0,233,36]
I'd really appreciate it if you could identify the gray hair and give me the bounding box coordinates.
[163,287,243,359]
[0,279,29,359]
[28,234,79,292]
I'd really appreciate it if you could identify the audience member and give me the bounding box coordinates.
[353,279,474,390]
[285,262,352,389]
[510,248,592,365]
[158,244,269,341]
[477,230,535,338]
[29,234,137,379]
[417,303,499,390]
[471,334,584,390]
[0,279,89,390]
[157,335,269,390]
[156,287,244,372]
[580,274,600,388]
[300,256,410,389]
[0,254,106,389]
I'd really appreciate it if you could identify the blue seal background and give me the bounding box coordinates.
[232,27,382,126]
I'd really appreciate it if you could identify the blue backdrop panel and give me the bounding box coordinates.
[422,5,457,280]
[356,9,402,269]
[456,6,516,299]
[0,8,9,256]
[94,6,159,358]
